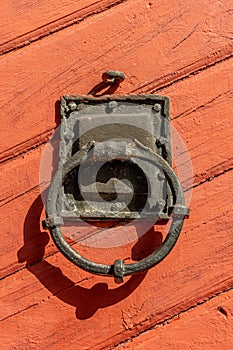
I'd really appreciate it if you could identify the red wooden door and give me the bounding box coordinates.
[1,1,233,349]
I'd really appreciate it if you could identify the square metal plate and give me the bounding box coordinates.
[58,94,172,221]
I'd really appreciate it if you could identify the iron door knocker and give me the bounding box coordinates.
[43,71,189,283]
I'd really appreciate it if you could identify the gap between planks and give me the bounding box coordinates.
[1,0,232,157]
[0,165,232,282]
[0,52,232,166]
[0,162,232,210]
[111,286,233,349]
[0,0,128,56]
[0,166,232,348]
[132,46,233,94]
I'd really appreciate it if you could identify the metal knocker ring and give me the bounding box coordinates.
[44,141,188,283]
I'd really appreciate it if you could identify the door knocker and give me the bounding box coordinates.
[43,71,189,283]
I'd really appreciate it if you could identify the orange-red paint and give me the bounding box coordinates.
[0,0,232,349]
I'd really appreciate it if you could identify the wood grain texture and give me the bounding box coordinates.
[0,170,232,349]
[118,289,233,350]
[0,0,127,55]
[0,58,232,279]
[0,0,232,159]
[0,0,233,348]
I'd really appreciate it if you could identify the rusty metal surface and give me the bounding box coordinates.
[58,94,172,221]
[43,90,189,282]
[44,141,188,282]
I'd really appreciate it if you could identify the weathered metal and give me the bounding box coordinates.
[102,70,125,83]
[44,141,188,283]
[43,73,189,283]
[55,94,173,221]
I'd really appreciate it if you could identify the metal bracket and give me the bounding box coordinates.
[43,71,189,283]
[57,93,173,221]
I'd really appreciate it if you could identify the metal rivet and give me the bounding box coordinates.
[153,103,162,112]
[158,171,165,180]
[108,101,118,109]
[68,101,77,111]
[66,131,74,139]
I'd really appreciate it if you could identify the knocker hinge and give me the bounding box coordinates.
[113,260,125,284]
[169,205,190,218]
[42,216,64,229]
[42,70,190,283]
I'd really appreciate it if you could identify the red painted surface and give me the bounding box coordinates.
[0,0,232,349]
[119,290,233,349]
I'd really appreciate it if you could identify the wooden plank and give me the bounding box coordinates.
[118,289,233,349]
[0,1,232,347]
[168,60,233,188]
[0,170,232,349]
[0,0,232,158]
[0,58,232,278]
[0,57,232,201]
[0,0,126,55]
[0,147,43,207]
[1,56,232,168]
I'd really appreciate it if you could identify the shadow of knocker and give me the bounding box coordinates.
[18,194,163,319]
[18,71,163,319]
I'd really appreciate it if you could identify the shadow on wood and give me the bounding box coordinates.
[18,194,163,319]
